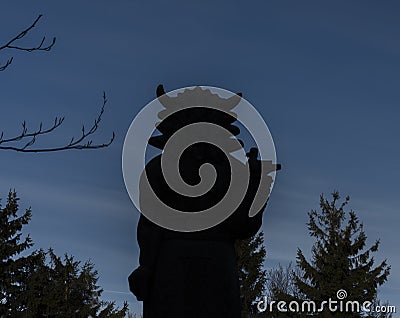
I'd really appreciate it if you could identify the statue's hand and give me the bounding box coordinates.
[246,147,280,217]
[128,266,153,301]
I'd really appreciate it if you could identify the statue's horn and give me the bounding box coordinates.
[156,84,166,97]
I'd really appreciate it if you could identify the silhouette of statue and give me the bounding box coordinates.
[128,85,279,318]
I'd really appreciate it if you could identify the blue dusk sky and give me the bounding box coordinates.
[1,1,399,314]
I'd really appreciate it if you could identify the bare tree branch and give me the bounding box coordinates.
[0,92,115,152]
[0,15,114,152]
[0,14,56,71]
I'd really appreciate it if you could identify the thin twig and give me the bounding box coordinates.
[0,14,56,71]
[0,93,115,152]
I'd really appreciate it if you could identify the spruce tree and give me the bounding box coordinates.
[235,231,267,318]
[0,190,34,316]
[295,192,390,317]
[23,249,128,317]
[0,191,128,317]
